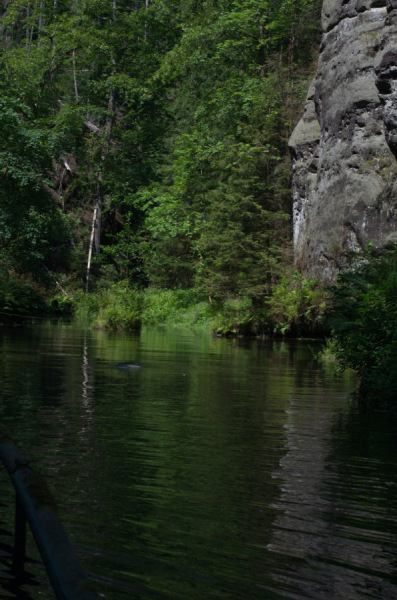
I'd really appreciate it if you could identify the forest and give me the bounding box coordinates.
[0,0,324,330]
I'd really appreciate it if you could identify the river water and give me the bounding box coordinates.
[0,322,396,599]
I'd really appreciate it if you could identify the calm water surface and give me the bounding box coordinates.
[0,323,396,599]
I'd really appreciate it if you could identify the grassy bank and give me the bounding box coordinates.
[71,272,328,337]
[0,269,328,335]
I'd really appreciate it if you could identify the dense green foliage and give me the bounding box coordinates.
[267,271,326,336]
[327,248,397,406]
[0,0,322,328]
[0,100,70,280]
[75,282,143,329]
[0,274,47,317]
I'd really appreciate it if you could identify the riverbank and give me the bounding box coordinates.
[1,270,328,337]
[4,246,396,409]
[71,275,328,338]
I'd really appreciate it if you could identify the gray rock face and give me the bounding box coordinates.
[290,0,397,279]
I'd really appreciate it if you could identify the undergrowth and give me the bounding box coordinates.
[75,281,143,330]
[1,270,329,339]
[0,275,47,317]
[327,246,397,407]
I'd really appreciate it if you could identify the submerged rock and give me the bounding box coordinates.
[290,0,397,280]
[116,362,143,370]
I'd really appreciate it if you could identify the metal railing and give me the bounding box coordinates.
[0,429,98,600]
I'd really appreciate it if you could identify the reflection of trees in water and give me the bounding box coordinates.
[0,326,99,488]
[268,394,397,600]
[82,333,94,413]
[2,327,396,599]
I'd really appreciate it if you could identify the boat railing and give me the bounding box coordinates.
[0,429,98,600]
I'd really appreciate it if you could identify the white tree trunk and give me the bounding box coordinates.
[86,205,98,292]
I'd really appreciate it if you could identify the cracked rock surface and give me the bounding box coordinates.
[289,0,397,280]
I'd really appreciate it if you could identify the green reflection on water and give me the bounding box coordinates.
[2,323,392,600]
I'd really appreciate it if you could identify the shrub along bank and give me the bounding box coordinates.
[326,246,397,407]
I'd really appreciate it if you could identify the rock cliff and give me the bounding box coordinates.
[290,0,397,279]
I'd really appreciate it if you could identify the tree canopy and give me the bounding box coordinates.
[0,0,322,300]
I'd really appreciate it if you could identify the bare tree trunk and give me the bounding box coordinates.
[91,0,116,258]
[26,5,31,53]
[51,0,57,83]
[91,86,114,259]
[144,0,149,40]
[94,181,103,253]
[38,0,44,47]
[45,267,68,296]
[71,0,79,100]
[86,205,99,292]
[72,50,79,100]
[39,0,45,28]
[84,0,117,286]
